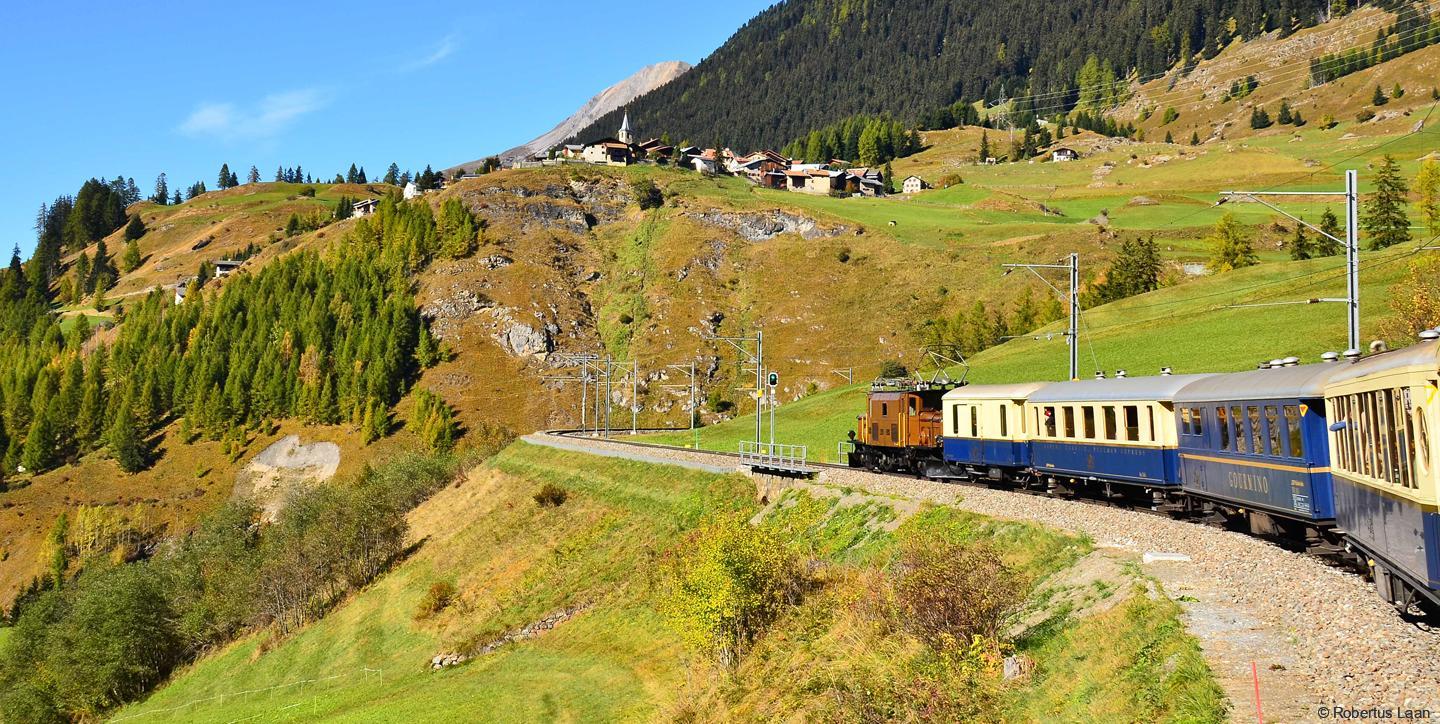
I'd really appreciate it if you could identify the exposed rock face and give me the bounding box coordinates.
[233,435,341,522]
[450,60,692,168]
[489,306,555,358]
[686,210,849,241]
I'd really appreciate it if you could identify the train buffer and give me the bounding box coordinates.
[738,441,815,476]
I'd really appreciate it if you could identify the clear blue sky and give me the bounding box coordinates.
[0,0,774,257]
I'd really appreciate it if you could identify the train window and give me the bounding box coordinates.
[909,397,918,415]
[952,405,960,437]
[1043,407,1056,437]
[881,402,888,417]
[1180,408,1192,436]
[1147,407,1156,443]
[1414,406,1431,477]
[1193,408,1206,440]
[1124,405,1139,442]
[970,405,979,438]
[1360,394,1375,478]
[1284,406,1304,458]
[1395,391,1415,489]
[1231,407,1248,453]
[1217,407,1230,450]
[1103,406,1117,440]
[1082,407,1096,439]
[1244,408,1255,454]
[999,407,1009,437]
[1265,406,1281,456]
[1063,407,1076,438]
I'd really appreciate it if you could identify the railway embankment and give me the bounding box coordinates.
[524,432,1440,719]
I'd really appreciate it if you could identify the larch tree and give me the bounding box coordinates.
[1206,212,1258,272]
[1416,158,1440,236]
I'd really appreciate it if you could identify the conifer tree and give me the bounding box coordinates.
[1190,131,1201,145]
[21,406,59,473]
[347,164,359,183]
[978,131,990,161]
[384,163,401,185]
[108,399,147,473]
[153,173,169,205]
[1206,212,1257,272]
[1316,208,1344,256]
[1288,220,1313,260]
[1164,130,1173,144]
[1373,85,1388,106]
[247,165,260,184]
[1277,99,1293,125]
[124,214,145,241]
[218,164,232,189]
[1362,154,1410,250]
[122,238,142,274]
[1416,158,1440,236]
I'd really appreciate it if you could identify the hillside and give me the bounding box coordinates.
[111,442,1222,722]
[457,60,691,166]
[571,0,1337,149]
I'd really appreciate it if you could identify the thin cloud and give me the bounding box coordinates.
[179,89,328,141]
[400,34,457,72]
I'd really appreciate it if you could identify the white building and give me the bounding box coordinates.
[902,175,928,194]
[403,181,421,200]
[352,198,379,217]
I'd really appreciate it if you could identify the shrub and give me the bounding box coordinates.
[878,360,908,379]
[414,581,457,620]
[632,178,663,210]
[534,483,568,508]
[891,539,1025,650]
[660,517,804,669]
[1161,106,1179,124]
[1355,108,1375,123]
[835,247,851,263]
[937,172,964,187]
[299,186,317,197]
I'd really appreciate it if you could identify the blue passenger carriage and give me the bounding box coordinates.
[1172,361,1343,544]
[1323,340,1440,610]
[940,383,1047,483]
[1024,374,1213,507]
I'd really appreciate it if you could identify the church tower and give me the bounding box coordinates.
[617,110,634,145]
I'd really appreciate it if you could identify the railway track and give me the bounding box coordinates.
[529,429,1440,712]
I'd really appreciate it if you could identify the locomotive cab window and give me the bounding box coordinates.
[881,403,888,416]
[908,397,918,415]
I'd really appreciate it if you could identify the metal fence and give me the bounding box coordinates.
[737,441,811,471]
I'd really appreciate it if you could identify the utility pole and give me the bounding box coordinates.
[833,367,854,385]
[1003,254,1081,381]
[1218,170,1361,352]
[631,358,639,434]
[707,330,765,445]
[664,362,699,448]
[546,353,602,432]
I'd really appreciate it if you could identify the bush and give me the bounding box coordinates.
[632,178,663,210]
[835,247,851,263]
[414,581,457,620]
[878,360,908,378]
[1161,106,1179,124]
[937,172,964,187]
[299,186,317,197]
[534,483,568,508]
[891,539,1025,650]
[660,517,805,668]
[1356,108,1376,123]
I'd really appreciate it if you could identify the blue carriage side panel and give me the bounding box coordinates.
[1030,440,1180,485]
[1333,475,1440,591]
[1175,397,1335,522]
[941,438,1029,468]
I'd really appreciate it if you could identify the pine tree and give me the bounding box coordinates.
[383,163,401,185]
[1207,212,1257,272]
[172,190,182,205]
[1288,220,1313,260]
[978,130,990,161]
[1392,82,1404,98]
[21,407,59,473]
[1316,208,1344,256]
[1164,130,1174,144]
[1416,158,1440,236]
[1190,131,1201,145]
[1373,85,1388,106]
[1249,106,1273,129]
[357,166,367,184]
[153,173,169,205]
[1277,99,1293,125]
[218,163,232,189]
[247,165,261,184]
[1362,154,1411,250]
[346,163,359,183]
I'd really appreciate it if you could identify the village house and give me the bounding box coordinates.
[846,167,885,196]
[561,144,585,159]
[1051,147,1080,162]
[902,175,928,194]
[352,198,379,217]
[581,140,634,166]
[691,149,724,174]
[403,181,421,200]
[213,259,243,278]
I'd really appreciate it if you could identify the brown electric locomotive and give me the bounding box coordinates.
[847,378,962,475]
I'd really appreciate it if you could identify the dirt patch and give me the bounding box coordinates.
[232,435,341,520]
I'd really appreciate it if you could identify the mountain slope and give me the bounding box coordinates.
[454,61,690,169]
[571,0,1333,150]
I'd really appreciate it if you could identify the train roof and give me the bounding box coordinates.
[942,382,1049,401]
[1321,339,1440,387]
[1028,373,1215,404]
[1173,363,1344,403]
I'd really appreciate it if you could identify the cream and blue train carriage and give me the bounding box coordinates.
[1024,374,1214,503]
[1172,363,1343,536]
[1323,340,1440,609]
[940,383,1048,481]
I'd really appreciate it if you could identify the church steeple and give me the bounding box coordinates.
[618,109,633,144]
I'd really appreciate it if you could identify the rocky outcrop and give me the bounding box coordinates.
[430,603,591,670]
[488,306,556,358]
[687,209,850,241]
